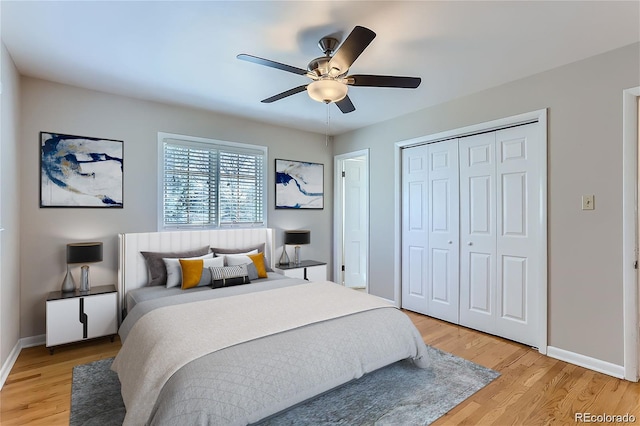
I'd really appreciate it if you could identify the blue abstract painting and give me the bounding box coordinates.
[40,132,123,208]
[275,159,323,209]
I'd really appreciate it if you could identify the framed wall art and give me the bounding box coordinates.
[40,132,123,208]
[275,159,324,209]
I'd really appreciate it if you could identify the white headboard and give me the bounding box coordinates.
[117,228,274,322]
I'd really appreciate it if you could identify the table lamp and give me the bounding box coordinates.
[284,230,310,265]
[61,242,103,293]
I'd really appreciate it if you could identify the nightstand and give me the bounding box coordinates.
[275,260,327,282]
[46,284,118,354]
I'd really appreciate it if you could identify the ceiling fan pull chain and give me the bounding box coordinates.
[326,103,331,146]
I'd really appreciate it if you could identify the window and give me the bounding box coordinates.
[158,133,267,230]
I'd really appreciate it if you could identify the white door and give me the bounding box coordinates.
[343,157,368,288]
[402,145,429,313]
[427,140,460,322]
[459,132,498,334]
[458,124,540,346]
[494,124,540,346]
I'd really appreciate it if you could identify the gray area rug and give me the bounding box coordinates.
[71,346,499,426]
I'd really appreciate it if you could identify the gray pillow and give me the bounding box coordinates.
[212,243,273,271]
[211,243,265,256]
[140,246,210,286]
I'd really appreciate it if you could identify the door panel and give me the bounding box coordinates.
[501,255,527,321]
[469,252,492,313]
[344,157,368,288]
[495,123,540,346]
[459,132,496,333]
[427,140,459,322]
[402,146,429,313]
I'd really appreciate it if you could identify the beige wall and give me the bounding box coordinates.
[1,43,22,366]
[335,42,640,366]
[19,78,333,338]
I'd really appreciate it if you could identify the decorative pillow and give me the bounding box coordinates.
[225,254,258,280]
[212,243,273,272]
[210,265,251,288]
[247,252,268,278]
[164,253,214,288]
[179,256,224,289]
[141,246,210,286]
[215,249,258,258]
[212,243,265,257]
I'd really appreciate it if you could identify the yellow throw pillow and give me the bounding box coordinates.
[248,252,268,278]
[179,259,204,289]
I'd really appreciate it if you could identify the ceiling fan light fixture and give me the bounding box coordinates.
[307,79,348,103]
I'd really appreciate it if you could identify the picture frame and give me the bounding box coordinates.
[40,132,124,208]
[275,158,324,209]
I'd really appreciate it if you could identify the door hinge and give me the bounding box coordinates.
[341,264,345,271]
[342,171,346,178]
[634,260,638,269]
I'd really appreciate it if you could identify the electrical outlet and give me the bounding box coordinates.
[582,195,595,210]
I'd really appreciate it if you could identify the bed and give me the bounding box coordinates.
[113,228,429,425]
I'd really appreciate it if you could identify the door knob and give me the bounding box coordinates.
[448,240,453,244]
[467,242,473,246]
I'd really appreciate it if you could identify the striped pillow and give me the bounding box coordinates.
[209,265,251,288]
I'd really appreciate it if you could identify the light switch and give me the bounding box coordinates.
[582,195,595,210]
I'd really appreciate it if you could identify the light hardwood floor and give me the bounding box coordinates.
[1,313,639,425]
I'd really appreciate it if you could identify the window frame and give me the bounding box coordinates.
[157,132,268,231]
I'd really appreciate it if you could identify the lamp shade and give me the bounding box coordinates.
[67,242,103,264]
[284,230,310,245]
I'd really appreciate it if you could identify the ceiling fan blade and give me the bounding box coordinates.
[261,85,308,103]
[335,95,356,114]
[237,54,308,76]
[328,26,376,74]
[347,74,422,88]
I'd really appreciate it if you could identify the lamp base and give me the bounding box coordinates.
[61,265,76,293]
[294,246,301,265]
[80,265,90,292]
[278,247,290,266]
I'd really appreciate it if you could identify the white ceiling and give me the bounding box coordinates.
[2,1,639,135]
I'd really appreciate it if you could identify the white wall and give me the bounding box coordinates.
[0,42,21,366]
[19,78,333,338]
[335,42,640,366]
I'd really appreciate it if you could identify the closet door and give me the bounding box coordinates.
[495,123,540,346]
[459,132,497,334]
[426,140,460,322]
[401,145,429,313]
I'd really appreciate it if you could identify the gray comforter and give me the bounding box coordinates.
[115,279,429,425]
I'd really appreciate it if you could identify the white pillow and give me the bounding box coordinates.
[214,249,258,257]
[225,254,253,266]
[164,253,214,288]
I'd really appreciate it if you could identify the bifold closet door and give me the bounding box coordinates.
[426,140,459,322]
[401,145,429,313]
[401,140,459,322]
[459,123,540,347]
[459,132,497,334]
[494,124,540,346]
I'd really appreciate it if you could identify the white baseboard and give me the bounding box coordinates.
[21,334,46,348]
[0,340,21,390]
[0,334,46,390]
[547,346,625,379]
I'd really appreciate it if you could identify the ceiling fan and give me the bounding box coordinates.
[237,26,421,114]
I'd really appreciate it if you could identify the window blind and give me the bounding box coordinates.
[161,137,266,229]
